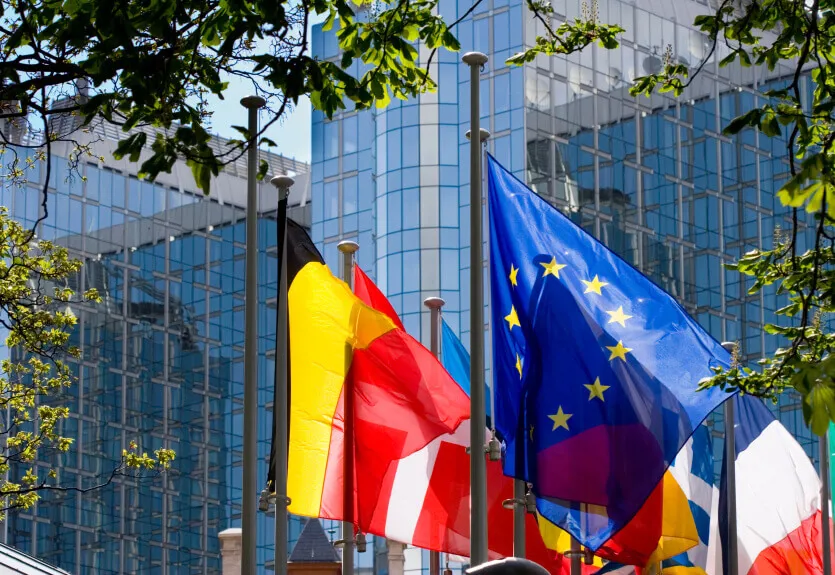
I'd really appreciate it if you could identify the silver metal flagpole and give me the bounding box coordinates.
[240,94,266,575]
[424,296,446,575]
[569,531,581,575]
[513,480,526,558]
[271,175,294,575]
[338,240,359,575]
[721,341,738,575]
[462,49,489,567]
[821,431,832,575]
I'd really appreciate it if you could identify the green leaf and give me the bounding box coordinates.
[403,25,419,42]
[112,133,147,163]
[761,116,781,137]
[806,379,835,436]
[738,50,752,67]
[441,30,461,51]
[723,109,762,136]
[322,11,337,32]
[231,125,250,139]
[719,52,737,67]
[186,159,212,195]
[374,84,392,109]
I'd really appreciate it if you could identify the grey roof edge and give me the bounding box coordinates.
[0,541,72,574]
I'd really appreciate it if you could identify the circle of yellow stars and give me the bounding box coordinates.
[502,257,636,439]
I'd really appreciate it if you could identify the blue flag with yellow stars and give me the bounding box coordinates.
[487,154,733,550]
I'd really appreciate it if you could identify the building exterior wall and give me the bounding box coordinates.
[0,124,334,573]
[311,0,821,572]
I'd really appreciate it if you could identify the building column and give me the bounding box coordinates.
[219,528,243,575]
[387,541,406,575]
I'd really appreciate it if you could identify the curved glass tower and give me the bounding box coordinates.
[311,0,821,571]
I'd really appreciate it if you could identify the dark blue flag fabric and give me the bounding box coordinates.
[441,319,491,419]
[487,154,732,549]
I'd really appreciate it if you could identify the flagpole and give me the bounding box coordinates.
[424,296,446,575]
[271,175,294,575]
[240,94,266,575]
[721,341,738,575]
[513,480,526,558]
[339,240,359,575]
[821,431,832,575]
[569,531,581,575]
[463,50,489,567]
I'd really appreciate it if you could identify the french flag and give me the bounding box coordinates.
[720,395,829,575]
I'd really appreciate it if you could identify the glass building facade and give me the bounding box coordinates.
[311,0,822,570]
[0,122,349,573]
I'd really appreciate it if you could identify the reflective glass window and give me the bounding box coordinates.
[402,127,419,168]
[344,115,359,154]
[324,181,339,219]
[324,121,339,160]
[343,176,358,215]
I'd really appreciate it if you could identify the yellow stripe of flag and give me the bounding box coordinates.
[287,262,396,517]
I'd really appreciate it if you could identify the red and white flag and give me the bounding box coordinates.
[348,266,595,574]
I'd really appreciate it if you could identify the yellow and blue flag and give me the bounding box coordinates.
[487,154,732,550]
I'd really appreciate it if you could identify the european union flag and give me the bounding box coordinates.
[487,154,732,549]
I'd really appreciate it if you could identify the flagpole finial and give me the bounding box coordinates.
[271,175,294,200]
[240,95,267,109]
[721,341,738,353]
[338,240,359,255]
[424,297,446,310]
[466,128,491,143]
[462,52,489,66]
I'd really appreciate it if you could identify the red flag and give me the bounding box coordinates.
[354,266,405,330]
[315,265,471,526]
[351,266,597,575]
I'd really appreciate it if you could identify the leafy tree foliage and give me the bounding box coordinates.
[1,0,626,194]
[506,0,623,65]
[0,209,174,517]
[0,0,465,194]
[595,0,835,434]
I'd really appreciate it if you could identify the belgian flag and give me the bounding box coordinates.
[268,204,470,524]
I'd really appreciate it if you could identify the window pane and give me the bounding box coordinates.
[324,122,339,160]
[343,177,358,215]
[324,181,339,219]
[343,115,358,154]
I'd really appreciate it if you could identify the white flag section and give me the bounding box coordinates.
[664,427,722,575]
[376,418,578,572]
[383,420,471,545]
[375,394,829,575]
[599,397,827,575]
[720,395,825,575]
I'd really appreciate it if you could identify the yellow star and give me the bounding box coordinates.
[505,306,521,331]
[584,377,610,401]
[540,257,566,279]
[529,425,535,441]
[509,264,519,287]
[582,275,608,295]
[515,354,523,378]
[548,407,572,431]
[606,341,632,362]
[606,306,633,328]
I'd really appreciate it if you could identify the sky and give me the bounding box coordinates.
[206,87,313,165]
[203,17,327,166]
